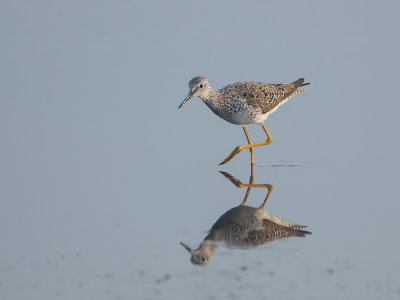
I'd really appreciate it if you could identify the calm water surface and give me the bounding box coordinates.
[1,1,399,299]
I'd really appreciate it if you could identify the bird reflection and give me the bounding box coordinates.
[180,165,311,265]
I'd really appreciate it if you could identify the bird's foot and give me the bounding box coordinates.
[219,146,244,165]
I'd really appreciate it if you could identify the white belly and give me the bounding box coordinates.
[219,103,268,125]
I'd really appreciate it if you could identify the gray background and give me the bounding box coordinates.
[1,0,399,299]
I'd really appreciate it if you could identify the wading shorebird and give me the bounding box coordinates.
[178,76,310,165]
[180,167,311,265]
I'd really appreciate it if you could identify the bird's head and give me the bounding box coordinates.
[178,76,211,109]
[180,241,216,266]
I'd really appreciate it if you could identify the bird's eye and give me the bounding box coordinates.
[199,84,204,88]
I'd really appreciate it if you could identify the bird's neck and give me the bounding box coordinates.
[200,89,222,110]
[197,240,218,258]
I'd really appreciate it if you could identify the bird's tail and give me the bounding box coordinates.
[292,228,312,237]
[292,78,311,88]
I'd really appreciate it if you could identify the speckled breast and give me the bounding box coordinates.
[206,99,269,125]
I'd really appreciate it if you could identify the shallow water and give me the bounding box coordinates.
[1,1,400,299]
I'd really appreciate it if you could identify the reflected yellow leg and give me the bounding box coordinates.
[220,164,273,209]
[241,163,254,206]
[219,123,273,165]
[260,184,273,208]
[220,164,266,188]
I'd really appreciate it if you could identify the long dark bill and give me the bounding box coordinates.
[178,90,195,109]
[180,242,194,253]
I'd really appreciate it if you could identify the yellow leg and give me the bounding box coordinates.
[219,123,273,165]
[242,126,254,165]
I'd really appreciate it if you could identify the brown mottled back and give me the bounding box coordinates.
[245,219,311,246]
[219,78,310,114]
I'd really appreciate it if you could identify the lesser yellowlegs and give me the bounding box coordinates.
[178,76,310,165]
[180,167,311,265]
